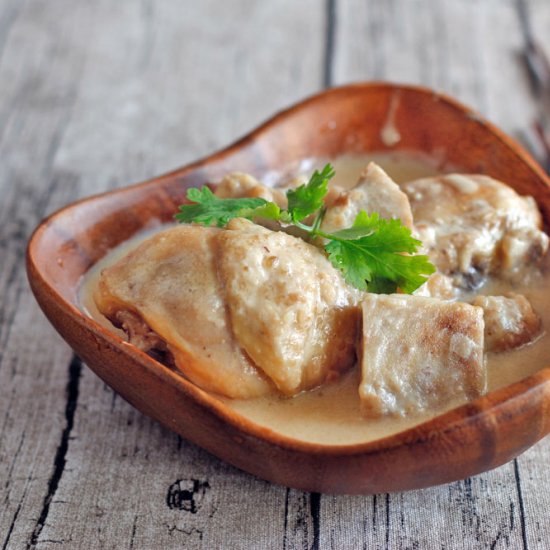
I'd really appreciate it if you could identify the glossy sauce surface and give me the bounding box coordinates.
[79,153,550,445]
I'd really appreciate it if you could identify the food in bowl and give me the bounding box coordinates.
[80,153,550,444]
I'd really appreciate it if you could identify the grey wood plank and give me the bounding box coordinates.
[36,370,291,549]
[518,438,550,549]
[316,0,550,549]
[318,464,534,549]
[1,0,550,548]
[53,0,327,189]
[0,1,96,548]
[0,0,326,549]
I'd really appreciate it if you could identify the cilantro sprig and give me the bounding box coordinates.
[176,186,282,227]
[175,165,435,293]
[286,164,334,222]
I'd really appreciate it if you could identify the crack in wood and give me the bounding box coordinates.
[0,392,15,447]
[513,459,529,550]
[463,477,482,534]
[129,514,139,550]
[385,493,390,548]
[517,0,536,70]
[490,530,503,550]
[284,491,312,547]
[309,492,321,550]
[4,430,25,492]
[163,523,204,540]
[139,0,154,71]
[282,487,290,550]
[25,355,82,549]
[516,0,550,175]
[110,391,118,412]
[2,499,23,550]
[0,281,24,374]
[323,0,336,88]
[371,493,377,534]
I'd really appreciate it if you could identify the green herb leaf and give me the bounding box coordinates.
[245,201,282,222]
[324,211,436,293]
[175,186,271,227]
[286,164,335,222]
[175,170,436,294]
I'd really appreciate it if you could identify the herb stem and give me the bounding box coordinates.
[293,220,315,233]
[311,206,326,233]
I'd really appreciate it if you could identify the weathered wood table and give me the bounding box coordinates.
[2,1,550,548]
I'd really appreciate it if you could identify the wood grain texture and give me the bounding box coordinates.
[2,1,325,549]
[2,0,550,549]
[332,1,550,548]
[0,2,94,549]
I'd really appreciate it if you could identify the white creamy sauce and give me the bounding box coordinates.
[380,92,402,147]
[262,152,441,190]
[79,153,550,445]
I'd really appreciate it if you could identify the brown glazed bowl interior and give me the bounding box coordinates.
[27,83,550,494]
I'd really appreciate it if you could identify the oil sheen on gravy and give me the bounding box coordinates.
[79,153,550,445]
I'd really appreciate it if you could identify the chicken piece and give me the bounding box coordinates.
[95,221,361,399]
[110,309,168,356]
[321,162,414,233]
[472,293,542,352]
[402,174,549,287]
[94,225,273,398]
[359,295,486,418]
[218,218,362,395]
[413,272,456,300]
[215,172,289,207]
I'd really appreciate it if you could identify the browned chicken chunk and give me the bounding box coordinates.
[218,219,361,395]
[402,174,549,288]
[215,172,289,206]
[472,293,542,352]
[95,222,361,398]
[321,162,414,233]
[413,272,456,300]
[94,225,273,398]
[359,295,486,418]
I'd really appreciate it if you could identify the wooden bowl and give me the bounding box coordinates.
[27,83,550,494]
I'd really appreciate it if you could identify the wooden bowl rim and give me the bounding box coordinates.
[27,81,550,458]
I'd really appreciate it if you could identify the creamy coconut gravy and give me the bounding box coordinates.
[79,153,550,445]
